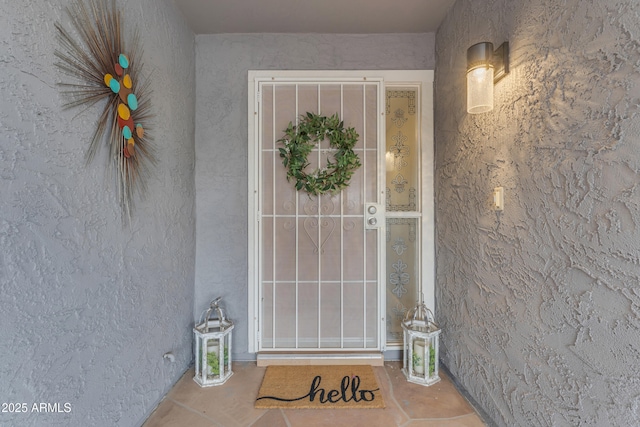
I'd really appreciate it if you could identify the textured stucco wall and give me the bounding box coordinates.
[0,1,195,426]
[435,0,640,425]
[195,33,435,359]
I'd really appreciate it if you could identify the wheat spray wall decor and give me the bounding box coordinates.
[55,0,154,221]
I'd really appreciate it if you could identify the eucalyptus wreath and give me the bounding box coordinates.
[278,112,361,195]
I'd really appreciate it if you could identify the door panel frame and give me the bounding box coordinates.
[248,70,434,354]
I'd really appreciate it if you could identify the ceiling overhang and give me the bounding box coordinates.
[172,0,455,34]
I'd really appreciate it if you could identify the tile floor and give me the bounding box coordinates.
[143,362,487,427]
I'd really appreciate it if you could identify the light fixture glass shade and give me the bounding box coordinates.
[467,66,494,114]
[466,41,509,114]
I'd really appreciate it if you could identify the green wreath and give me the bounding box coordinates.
[278,112,361,195]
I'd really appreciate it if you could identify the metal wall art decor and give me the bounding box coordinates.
[278,113,361,196]
[55,0,154,220]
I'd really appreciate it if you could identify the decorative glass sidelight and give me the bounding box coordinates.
[385,87,422,345]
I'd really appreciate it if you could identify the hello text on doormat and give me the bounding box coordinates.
[255,365,385,409]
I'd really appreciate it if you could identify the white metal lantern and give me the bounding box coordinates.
[402,299,441,386]
[194,297,234,387]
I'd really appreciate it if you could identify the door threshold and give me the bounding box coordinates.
[257,352,384,367]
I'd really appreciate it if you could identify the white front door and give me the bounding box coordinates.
[248,71,434,354]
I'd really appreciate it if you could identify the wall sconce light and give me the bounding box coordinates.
[467,41,509,114]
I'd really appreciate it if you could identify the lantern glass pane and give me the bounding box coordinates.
[205,337,222,379]
[430,338,438,377]
[194,335,203,377]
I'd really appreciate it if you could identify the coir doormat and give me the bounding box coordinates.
[255,365,385,409]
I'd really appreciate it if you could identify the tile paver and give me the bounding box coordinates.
[144,362,487,427]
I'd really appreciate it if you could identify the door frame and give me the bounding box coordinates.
[248,70,434,354]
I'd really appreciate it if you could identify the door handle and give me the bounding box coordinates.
[365,203,384,229]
